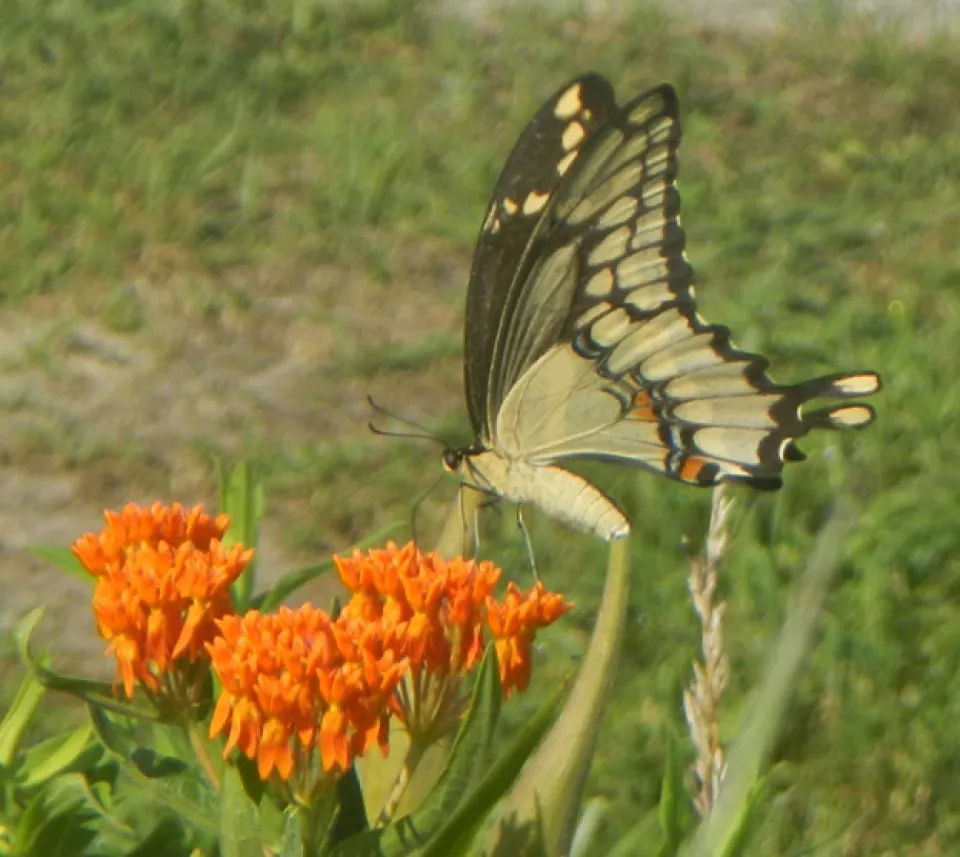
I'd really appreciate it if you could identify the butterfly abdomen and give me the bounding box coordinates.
[463,450,630,541]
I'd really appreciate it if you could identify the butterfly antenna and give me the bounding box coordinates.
[367,396,448,445]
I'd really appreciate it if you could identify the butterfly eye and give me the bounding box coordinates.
[441,449,463,473]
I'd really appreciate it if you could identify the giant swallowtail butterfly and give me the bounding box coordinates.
[442,74,881,541]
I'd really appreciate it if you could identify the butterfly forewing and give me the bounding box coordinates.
[464,74,620,440]
[495,86,691,418]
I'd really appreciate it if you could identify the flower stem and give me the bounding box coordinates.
[188,720,220,791]
[375,738,427,827]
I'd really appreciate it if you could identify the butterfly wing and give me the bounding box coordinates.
[464,74,621,440]
[476,78,881,488]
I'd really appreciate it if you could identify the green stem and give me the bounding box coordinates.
[188,720,221,791]
[374,737,427,827]
[488,536,632,856]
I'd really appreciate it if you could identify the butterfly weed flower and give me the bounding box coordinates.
[207,605,408,804]
[334,541,573,823]
[72,502,252,703]
[486,580,574,698]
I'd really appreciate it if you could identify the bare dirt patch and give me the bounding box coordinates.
[0,238,470,671]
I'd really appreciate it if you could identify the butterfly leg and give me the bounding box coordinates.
[515,507,539,581]
[457,483,500,559]
[410,471,449,548]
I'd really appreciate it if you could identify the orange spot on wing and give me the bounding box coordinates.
[631,391,657,421]
[680,455,707,482]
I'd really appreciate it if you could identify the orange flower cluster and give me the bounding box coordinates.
[74,506,572,788]
[73,503,252,699]
[205,542,572,784]
[207,605,408,782]
[335,542,573,700]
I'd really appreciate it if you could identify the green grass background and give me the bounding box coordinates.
[2,0,958,853]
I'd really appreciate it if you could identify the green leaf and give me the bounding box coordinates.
[15,611,150,717]
[0,663,46,766]
[413,643,502,820]
[255,521,403,612]
[332,646,505,857]
[89,706,218,836]
[417,674,566,856]
[712,778,771,857]
[219,763,263,857]
[332,765,369,843]
[13,607,45,664]
[254,561,334,612]
[657,729,689,856]
[120,816,197,857]
[605,810,665,857]
[485,537,631,856]
[569,798,608,857]
[29,545,92,585]
[12,773,107,856]
[17,724,97,788]
[217,460,264,611]
[280,810,304,857]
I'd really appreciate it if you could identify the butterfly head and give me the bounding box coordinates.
[441,447,466,474]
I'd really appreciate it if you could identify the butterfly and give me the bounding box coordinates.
[441,74,881,542]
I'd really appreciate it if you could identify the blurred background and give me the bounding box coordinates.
[1,0,958,852]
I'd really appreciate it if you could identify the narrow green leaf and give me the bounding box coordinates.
[605,810,664,857]
[17,724,96,787]
[15,607,108,695]
[219,460,264,611]
[15,613,148,716]
[0,665,46,766]
[13,607,45,664]
[333,646,503,857]
[332,766,369,844]
[258,787,288,852]
[417,678,566,857]
[280,809,304,857]
[29,545,91,585]
[413,643,502,818]
[12,773,104,856]
[220,763,263,857]
[657,729,688,855]
[89,706,218,835]
[120,816,197,857]
[255,522,403,612]
[486,537,631,856]
[569,798,608,857]
[713,778,771,857]
[255,561,333,612]
[688,506,853,857]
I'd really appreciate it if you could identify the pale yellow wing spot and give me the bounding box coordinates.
[554,83,583,120]
[562,121,586,151]
[557,150,579,176]
[522,191,550,215]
